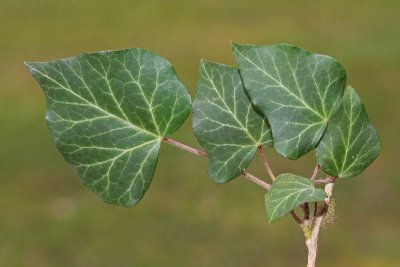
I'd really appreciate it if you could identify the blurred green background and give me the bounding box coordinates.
[1,0,399,266]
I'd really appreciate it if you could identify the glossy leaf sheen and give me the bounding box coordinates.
[232,43,346,159]
[316,86,380,178]
[265,173,327,223]
[26,48,191,206]
[193,60,272,183]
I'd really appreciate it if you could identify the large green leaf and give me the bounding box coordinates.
[232,43,346,160]
[192,60,272,183]
[265,173,327,223]
[25,48,191,206]
[316,86,380,178]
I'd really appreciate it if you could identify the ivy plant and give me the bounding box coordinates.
[26,43,380,267]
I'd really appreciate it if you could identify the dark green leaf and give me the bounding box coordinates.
[232,43,346,159]
[265,173,327,223]
[25,48,191,206]
[316,86,380,178]
[192,60,272,183]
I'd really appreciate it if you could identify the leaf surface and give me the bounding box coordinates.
[192,60,272,182]
[265,173,327,223]
[232,43,346,159]
[316,86,380,178]
[26,48,191,206]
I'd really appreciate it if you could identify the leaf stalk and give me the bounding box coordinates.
[162,137,271,190]
[257,145,276,181]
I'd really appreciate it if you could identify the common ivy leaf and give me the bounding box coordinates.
[265,173,327,223]
[192,60,272,183]
[316,86,380,178]
[25,48,191,206]
[232,43,346,160]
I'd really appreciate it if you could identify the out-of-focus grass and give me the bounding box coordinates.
[0,0,399,266]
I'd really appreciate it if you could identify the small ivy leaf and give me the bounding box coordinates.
[265,173,327,223]
[316,86,380,178]
[25,48,191,206]
[192,60,272,183]
[232,43,346,160]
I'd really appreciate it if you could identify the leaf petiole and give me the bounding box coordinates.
[257,145,275,181]
[162,137,271,190]
[313,177,336,185]
[310,163,320,181]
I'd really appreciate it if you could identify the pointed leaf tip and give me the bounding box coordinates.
[24,61,34,72]
[230,41,240,48]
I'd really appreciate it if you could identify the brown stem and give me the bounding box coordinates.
[257,145,276,181]
[310,163,320,181]
[162,137,270,190]
[242,171,270,190]
[312,202,318,225]
[301,203,310,220]
[163,137,207,158]
[290,210,303,224]
[313,176,336,185]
